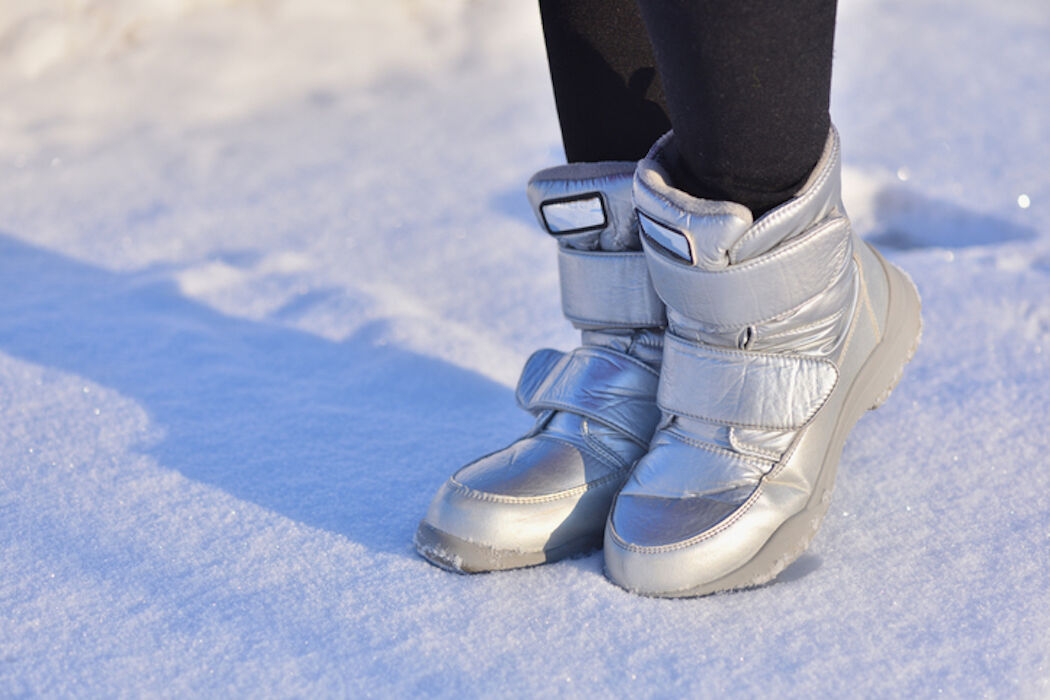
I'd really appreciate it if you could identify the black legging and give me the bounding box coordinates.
[538,0,837,217]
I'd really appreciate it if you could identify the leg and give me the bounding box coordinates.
[538,0,670,163]
[636,0,837,216]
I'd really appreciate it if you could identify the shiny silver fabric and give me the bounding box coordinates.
[633,132,853,328]
[516,347,661,445]
[604,127,923,596]
[657,335,838,430]
[526,161,640,250]
[416,161,666,572]
[641,216,853,328]
[557,247,666,329]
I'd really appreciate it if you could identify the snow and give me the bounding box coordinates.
[0,0,1048,695]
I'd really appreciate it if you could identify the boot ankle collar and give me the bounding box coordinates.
[633,127,843,269]
[633,131,752,270]
[634,125,852,327]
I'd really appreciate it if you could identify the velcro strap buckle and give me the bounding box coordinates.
[643,216,852,327]
[516,346,661,444]
[558,247,666,329]
[658,334,838,430]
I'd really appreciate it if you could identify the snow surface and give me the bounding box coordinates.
[1,0,1048,696]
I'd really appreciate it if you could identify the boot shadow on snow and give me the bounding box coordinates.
[862,184,1034,250]
[0,232,526,561]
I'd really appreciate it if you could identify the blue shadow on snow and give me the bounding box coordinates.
[0,232,527,559]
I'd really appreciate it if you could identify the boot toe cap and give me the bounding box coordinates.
[417,437,627,572]
[608,493,742,548]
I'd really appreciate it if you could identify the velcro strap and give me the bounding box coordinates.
[558,248,666,329]
[516,346,661,444]
[642,216,852,327]
[658,334,838,430]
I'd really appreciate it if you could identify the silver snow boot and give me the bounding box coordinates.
[415,162,667,572]
[603,127,922,596]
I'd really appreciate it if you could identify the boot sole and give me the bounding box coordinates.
[655,250,923,597]
[414,521,602,574]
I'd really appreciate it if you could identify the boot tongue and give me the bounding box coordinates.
[527,161,639,252]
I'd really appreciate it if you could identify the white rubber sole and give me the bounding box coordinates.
[414,521,602,573]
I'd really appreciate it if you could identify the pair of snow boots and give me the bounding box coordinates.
[415,127,922,597]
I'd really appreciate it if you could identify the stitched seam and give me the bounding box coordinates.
[561,249,648,261]
[657,408,808,432]
[612,480,766,552]
[580,420,632,469]
[757,305,848,341]
[449,465,626,505]
[729,428,783,461]
[528,399,652,444]
[659,236,852,331]
[565,312,666,328]
[673,216,847,277]
[574,346,661,376]
[665,334,837,365]
[730,136,838,258]
[857,252,882,341]
[663,429,771,469]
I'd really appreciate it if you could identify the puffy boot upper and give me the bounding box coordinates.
[603,126,920,596]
